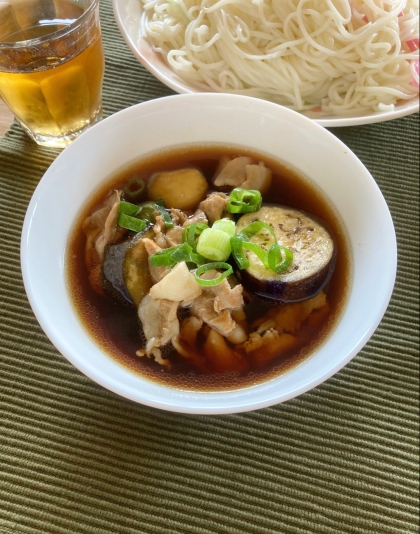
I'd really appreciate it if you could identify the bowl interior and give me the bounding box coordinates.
[21,94,397,413]
[113,0,419,127]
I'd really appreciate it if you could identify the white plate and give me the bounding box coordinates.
[113,0,419,128]
[21,93,397,414]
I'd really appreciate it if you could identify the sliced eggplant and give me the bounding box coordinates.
[235,206,336,302]
[103,228,154,306]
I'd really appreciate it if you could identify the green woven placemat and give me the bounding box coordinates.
[0,1,418,533]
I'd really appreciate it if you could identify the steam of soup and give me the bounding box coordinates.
[67,147,350,391]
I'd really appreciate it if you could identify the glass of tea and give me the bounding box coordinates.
[0,0,104,147]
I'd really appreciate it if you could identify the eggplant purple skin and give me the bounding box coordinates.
[234,204,337,302]
[102,226,155,307]
[102,239,134,305]
[235,243,337,303]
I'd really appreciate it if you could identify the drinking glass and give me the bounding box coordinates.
[0,0,104,147]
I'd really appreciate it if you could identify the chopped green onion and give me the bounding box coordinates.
[196,228,232,262]
[170,242,190,263]
[136,201,157,223]
[182,222,209,250]
[195,262,233,287]
[170,242,194,263]
[119,200,140,216]
[231,221,275,270]
[231,220,294,274]
[154,204,174,229]
[190,252,206,265]
[212,219,236,236]
[118,212,147,233]
[149,243,206,268]
[243,242,270,269]
[230,236,249,270]
[122,177,146,203]
[268,244,294,273]
[236,220,276,242]
[149,246,179,268]
[118,201,148,232]
[227,188,262,214]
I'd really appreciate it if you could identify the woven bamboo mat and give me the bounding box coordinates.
[0,1,418,532]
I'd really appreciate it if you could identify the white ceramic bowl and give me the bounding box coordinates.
[113,0,419,128]
[21,93,397,414]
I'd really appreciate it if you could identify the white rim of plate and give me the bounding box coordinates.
[112,0,419,128]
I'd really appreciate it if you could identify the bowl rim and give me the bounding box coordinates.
[21,93,397,414]
[112,0,419,128]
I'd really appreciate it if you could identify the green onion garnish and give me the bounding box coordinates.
[118,212,147,233]
[227,188,262,214]
[154,203,174,229]
[230,235,250,270]
[170,242,207,264]
[231,220,293,274]
[236,220,276,242]
[195,262,233,287]
[182,222,209,250]
[268,243,294,273]
[243,241,270,269]
[231,221,275,270]
[136,201,158,222]
[119,200,140,216]
[149,245,180,268]
[149,243,206,268]
[122,177,146,203]
[118,201,148,232]
[196,228,232,262]
[190,252,206,265]
[169,242,193,263]
[212,218,236,236]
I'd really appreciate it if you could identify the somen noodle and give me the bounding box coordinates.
[140,0,419,115]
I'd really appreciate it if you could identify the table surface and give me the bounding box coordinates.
[0,1,418,533]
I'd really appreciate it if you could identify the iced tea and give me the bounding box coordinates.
[0,0,104,147]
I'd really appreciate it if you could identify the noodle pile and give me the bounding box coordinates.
[140,0,419,115]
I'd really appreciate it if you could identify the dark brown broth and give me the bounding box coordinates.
[67,145,351,391]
